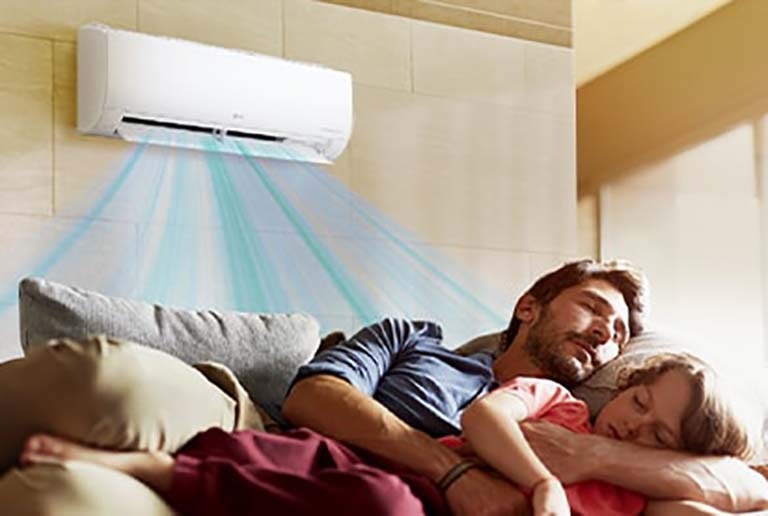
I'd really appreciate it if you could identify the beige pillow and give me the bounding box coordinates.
[0,462,175,516]
[0,335,240,474]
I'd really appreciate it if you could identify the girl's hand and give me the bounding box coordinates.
[531,477,569,516]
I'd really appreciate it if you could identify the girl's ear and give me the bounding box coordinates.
[514,294,541,324]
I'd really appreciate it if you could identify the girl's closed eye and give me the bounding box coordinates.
[654,431,668,447]
[632,392,647,412]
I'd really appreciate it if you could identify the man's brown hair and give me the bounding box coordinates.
[500,259,649,351]
[618,353,754,460]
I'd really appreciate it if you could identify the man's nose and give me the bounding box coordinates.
[588,318,612,344]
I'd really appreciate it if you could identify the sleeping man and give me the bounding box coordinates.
[282,259,768,515]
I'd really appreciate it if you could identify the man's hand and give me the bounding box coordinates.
[445,468,531,516]
[521,421,768,511]
[521,421,596,483]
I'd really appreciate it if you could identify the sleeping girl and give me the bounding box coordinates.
[18,352,759,516]
[446,352,755,515]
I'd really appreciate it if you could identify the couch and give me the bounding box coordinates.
[1,277,765,515]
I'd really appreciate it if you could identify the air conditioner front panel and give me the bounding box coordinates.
[102,29,351,141]
[78,25,352,163]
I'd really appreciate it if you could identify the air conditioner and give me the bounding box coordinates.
[77,24,353,164]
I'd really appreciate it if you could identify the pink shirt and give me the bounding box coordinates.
[441,377,646,516]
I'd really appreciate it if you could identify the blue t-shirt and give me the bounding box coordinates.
[291,318,497,437]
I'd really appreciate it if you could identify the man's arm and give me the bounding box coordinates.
[646,500,768,516]
[283,374,531,516]
[284,374,455,478]
[521,421,768,511]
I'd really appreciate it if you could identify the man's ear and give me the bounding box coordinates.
[514,294,541,324]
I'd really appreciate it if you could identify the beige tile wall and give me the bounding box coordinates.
[412,22,526,106]
[320,0,572,47]
[576,193,598,258]
[0,0,575,357]
[139,0,284,56]
[0,34,52,215]
[598,123,764,367]
[0,0,135,40]
[284,0,412,90]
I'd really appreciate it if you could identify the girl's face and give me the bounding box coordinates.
[593,369,692,450]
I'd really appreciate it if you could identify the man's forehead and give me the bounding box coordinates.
[565,279,629,313]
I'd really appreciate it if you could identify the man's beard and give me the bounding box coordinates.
[524,307,590,386]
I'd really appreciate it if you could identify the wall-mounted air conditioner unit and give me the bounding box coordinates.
[77,24,353,164]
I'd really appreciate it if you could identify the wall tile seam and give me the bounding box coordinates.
[51,39,56,216]
[409,22,570,49]
[0,226,571,264]
[0,211,59,221]
[0,30,63,48]
[354,84,575,118]
[752,118,768,360]
[0,211,575,255]
[312,230,577,253]
[415,0,571,32]
[281,0,287,59]
[0,13,570,49]
[409,16,569,47]
[418,244,574,255]
[525,250,574,259]
[319,0,572,46]
[409,19,415,93]
[17,212,141,225]
[285,2,411,33]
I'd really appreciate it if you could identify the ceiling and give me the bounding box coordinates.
[574,0,733,86]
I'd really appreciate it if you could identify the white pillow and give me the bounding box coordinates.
[573,329,767,463]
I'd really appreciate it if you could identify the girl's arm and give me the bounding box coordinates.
[461,390,550,487]
[461,387,569,515]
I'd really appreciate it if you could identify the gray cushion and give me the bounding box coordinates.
[18,277,321,415]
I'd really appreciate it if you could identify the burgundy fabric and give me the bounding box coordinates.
[165,427,450,516]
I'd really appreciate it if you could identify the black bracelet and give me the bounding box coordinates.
[437,460,481,492]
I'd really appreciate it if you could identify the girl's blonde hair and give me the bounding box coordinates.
[617,352,753,460]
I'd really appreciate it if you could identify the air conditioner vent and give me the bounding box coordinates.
[226,129,285,143]
[121,116,214,135]
[121,116,288,144]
